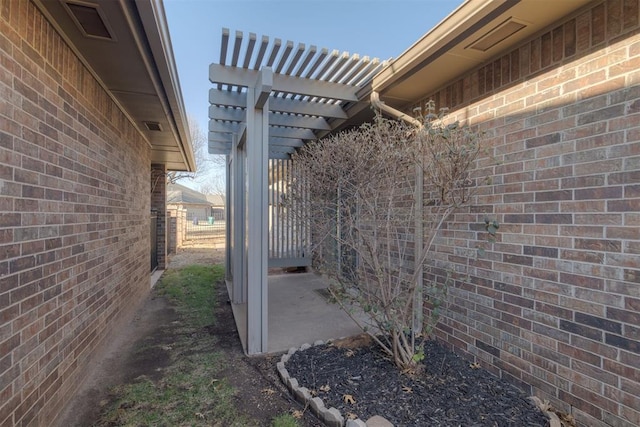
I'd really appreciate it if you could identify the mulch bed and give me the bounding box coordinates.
[285,340,549,426]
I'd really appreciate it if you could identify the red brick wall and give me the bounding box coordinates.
[413,2,640,426]
[1,2,152,425]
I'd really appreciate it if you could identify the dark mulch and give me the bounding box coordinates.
[286,340,549,426]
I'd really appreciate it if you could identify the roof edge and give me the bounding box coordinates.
[131,0,196,172]
[372,0,518,93]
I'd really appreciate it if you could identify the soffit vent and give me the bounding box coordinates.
[144,121,163,132]
[63,1,115,41]
[467,17,527,52]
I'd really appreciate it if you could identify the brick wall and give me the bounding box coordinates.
[168,211,177,255]
[151,164,166,269]
[412,1,640,426]
[167,206,188,253]
[1,2,153,425]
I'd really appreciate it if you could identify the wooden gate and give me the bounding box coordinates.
[268,158,310,268]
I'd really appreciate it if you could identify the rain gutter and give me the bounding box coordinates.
[370,91,422,128]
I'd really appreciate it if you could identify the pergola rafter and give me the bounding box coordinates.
[208,28,385,158]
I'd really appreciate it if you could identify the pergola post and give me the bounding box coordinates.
[246,67,272,354]
[225,154,231,281]
[231,133,245,304]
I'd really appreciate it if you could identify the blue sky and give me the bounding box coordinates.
[164,0,462,188]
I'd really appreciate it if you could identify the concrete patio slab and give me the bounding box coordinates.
[267,272,363,353]
[227,272,365,354]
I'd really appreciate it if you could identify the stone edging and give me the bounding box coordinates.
[279,341,561,427]
[278,340,372,427]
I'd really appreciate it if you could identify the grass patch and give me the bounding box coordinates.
[271,413,302,427]
[101,351,251,426]
[156,264,224,327]
[97,264,257,426]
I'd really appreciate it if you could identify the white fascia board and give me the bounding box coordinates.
[209,64,358,101]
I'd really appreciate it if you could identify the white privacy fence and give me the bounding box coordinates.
[268,158,310,268]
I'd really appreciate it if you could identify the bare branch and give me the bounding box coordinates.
[291,109,486,370]
[167,116,225,184]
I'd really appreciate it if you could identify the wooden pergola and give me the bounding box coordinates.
[209,29,384,354]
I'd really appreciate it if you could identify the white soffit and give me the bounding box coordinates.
[373,0,594,108]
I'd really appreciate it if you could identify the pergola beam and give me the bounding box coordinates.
[210,125,314,141]
[208,106,245,122]
[209,121,240,133]
[270,113,329,130]
[269,145,296,154]
[208,142,231,155]
[208,131,233,143]
[210,64,359,101]
[269,126,315,139]
[270,137,304,147]
[209,106,331,131]
[210,90,348,119]
[209,132,302,151]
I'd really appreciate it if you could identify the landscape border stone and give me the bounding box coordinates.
[278,339,394,427]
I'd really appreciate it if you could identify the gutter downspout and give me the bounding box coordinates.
[370,91,422,128]
[370,90,424,344]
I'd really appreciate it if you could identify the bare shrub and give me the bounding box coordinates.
[291,107,484,370]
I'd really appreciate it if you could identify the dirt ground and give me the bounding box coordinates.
[56,239,323,427]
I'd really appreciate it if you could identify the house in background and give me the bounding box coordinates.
[167,182,214,222]
[211,1,639,426]
[205,194,226,220]
[0,1,194,425]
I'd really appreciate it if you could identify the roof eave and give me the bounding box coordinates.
[372,0,594,109]
[135,0,196,172]
[372,0,510,94]
[31,0,195,172]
